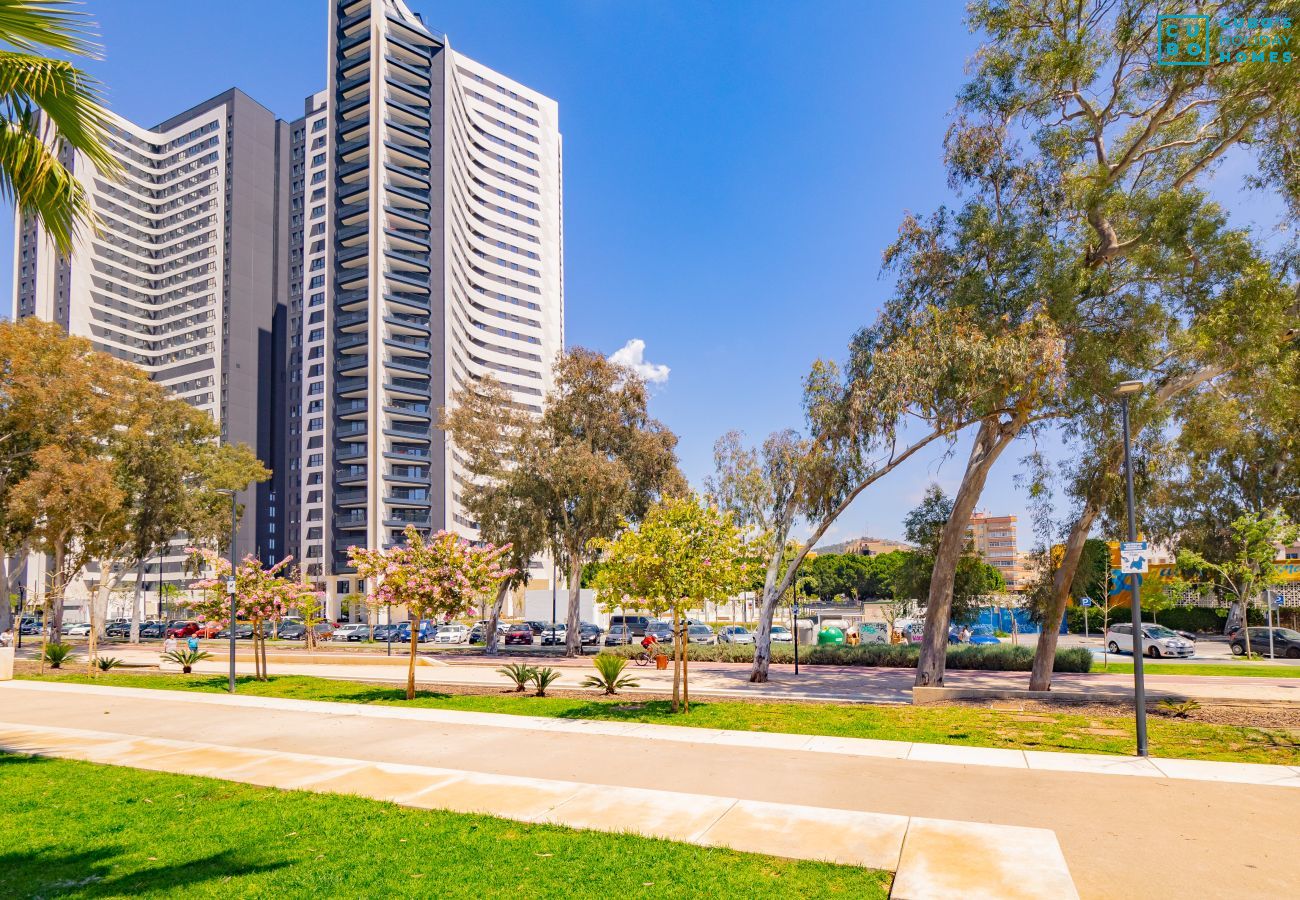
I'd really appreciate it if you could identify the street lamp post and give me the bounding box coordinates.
[1116,380,1149,757]
[217,489,238,693]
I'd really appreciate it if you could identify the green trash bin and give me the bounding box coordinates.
[816,626,845,646]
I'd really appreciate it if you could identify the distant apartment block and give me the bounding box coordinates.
[13,0,564,619]
[966,512,1028,592]
[838,537,914,557]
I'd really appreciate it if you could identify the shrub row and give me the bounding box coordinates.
[1063,605,1265,635]
[608,641,1092,673]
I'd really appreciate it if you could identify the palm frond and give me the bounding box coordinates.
[0,0,102,58]
[0,50,117,175]
[0,112,89,252]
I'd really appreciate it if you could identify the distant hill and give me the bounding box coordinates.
[815,536,914,555]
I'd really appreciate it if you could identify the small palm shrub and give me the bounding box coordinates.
[1158,698,1201,718]
[497,662,535,692]
[163,649,213,674]
[95,656,124,672]
[581,654,640,695]
[43,642,75,669]
[530,666,561,697]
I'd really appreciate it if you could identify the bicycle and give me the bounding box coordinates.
[633,643,660,666]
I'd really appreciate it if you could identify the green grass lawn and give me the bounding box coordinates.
[21,671,1300,765]
[0,753,889,899]
[1098,662,1300,678]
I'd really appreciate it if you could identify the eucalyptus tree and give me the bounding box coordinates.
[895,0,1300,687]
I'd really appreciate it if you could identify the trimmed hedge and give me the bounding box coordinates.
[1063,605,1264,635]
[608,641,1092,673]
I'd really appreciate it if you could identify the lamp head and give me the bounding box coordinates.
[1113,380,1144,398]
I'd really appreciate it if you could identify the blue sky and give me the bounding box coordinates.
[0,1,1073,547]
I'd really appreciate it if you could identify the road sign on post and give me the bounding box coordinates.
[225,577,237,595]
[1119,541,1149,575]
[1079,597,1092,639]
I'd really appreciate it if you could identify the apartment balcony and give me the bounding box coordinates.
[385,118,430,148]
[384,401,430,420]
[385,96,430,127]
[337,159,369,184]
[337,28,370,56]
[384,311,429,334]
[337,200,368,226]
[384,356,429,378]
[336,221,368,244]
[336,331,368,352]
[386,490,431,506]
[335,446,367,463]
[335,466,367,485]
[336,398,367,418]
[336,376,368,397]
[335,487,367,507]
[336,242,368,266]
[385,226,430,251]
[384,469,428,485]
[384,269,430,293]
[385,334,430,354]
[336,354,368,376]
[385,142,429,171]
[335,512,368,531]
[384,181,430,209]
[385,204,429,230]
[338,49,370,80]
[336,421,368,439]
[385,511,431,528]
[384,246,429,272]
[337,91,370,120]
[387,55,431,85]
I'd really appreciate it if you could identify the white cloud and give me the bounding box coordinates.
[609,338,670,385]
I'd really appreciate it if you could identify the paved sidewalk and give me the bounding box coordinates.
[1,681,1295,898]
[74,646,1300,706]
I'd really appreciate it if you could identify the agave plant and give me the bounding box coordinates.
[530,666,561,698]
[95,656,124,672]
[163,649,213,674]
[581,654,639,696]
[497,662,535,692]
[43,642,75,669]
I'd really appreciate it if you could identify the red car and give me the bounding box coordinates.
[504,624,534,645]
[166,620,200,638]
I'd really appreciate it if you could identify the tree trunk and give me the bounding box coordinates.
[259,626,269,680]
[129,557,146,644]
[485,581,509,657]
[0,554,11,636]
[406,611,419,700]
[681,608,690,712]
[676,608,686,712]
[1029,499,1101,690]
[916,416,1020,687]
[563,554,582,657]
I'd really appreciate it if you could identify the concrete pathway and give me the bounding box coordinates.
[2,682,1296,898]
[69,646,1300,706]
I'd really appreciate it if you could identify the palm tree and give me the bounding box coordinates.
[0,0,117,253]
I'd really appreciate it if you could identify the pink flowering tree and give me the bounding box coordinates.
[182,548,321,680]
[349,525,514,699]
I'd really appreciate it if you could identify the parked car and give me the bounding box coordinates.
[1105,623,1195,658]
[524,620,548,635]
[579,623,604,646]
[61,622,92,637]
[717,625,753,645]
[104,620,130,638]
[769,625,794,643]
[166,620,200,638]
[504,623,534,645]
[687,624,716,645]
[217,623,254,640]
[967,625,1001,645]
[140,621,166,639]
[605,624,634,646]
[608,614,654,637]
[434,623,470,644]
[1230,627,1300,659]
[277,621,332,641]
[372,623,401,642]
[333,622,371,642]
[398,620,439,643]
[645,621,675,644]
[541,624,567,646]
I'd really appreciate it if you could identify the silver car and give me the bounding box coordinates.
[687,624,717,645]
[718,625,754,645]
[1105,623,1195,659]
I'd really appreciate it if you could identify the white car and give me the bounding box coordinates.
[718,626,754,645]
[332,623,371,642]
[769,625,794,643]
[433,623,469,644]
[61,622,92,637]
[1105,623,1195,659]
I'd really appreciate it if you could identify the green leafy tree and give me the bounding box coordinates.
[592,495,751,712]
[1172,511,1298,659]
[441,375,549,656]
